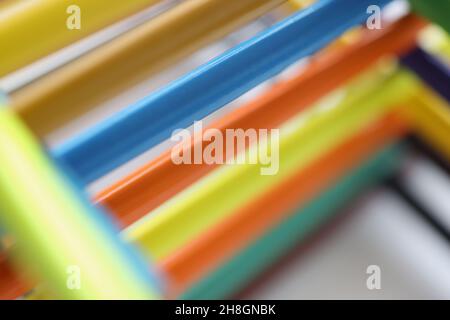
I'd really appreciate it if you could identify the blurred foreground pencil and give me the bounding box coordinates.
[0,105,160,299]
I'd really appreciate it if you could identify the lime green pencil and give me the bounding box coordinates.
[0,104,160,299]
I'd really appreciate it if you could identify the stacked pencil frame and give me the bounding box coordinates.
[0,0,448,300]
